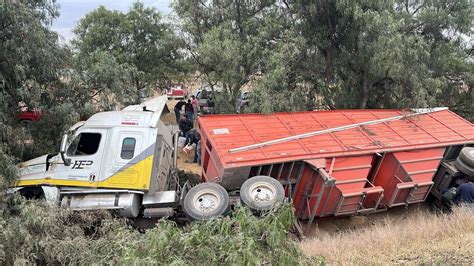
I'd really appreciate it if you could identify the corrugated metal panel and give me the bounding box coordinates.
[372,148,445,207]
[292,155,384,219]
[198,109,474,168]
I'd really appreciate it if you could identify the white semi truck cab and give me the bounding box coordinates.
[12,96,190,219]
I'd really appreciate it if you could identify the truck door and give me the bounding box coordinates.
[100,132,147,190]
[46,128,108,187]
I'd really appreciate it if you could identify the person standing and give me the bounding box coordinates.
[191,95,199,117]
[185,99,194,121]
[207,97,215,114]
[173,99,186,124]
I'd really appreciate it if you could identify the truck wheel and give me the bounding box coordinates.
[455,157,474,177]
[240,176,285,211]
[183,182,230,221]
[458,147,474,168]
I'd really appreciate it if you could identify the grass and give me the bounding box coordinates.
[300,206,474,264]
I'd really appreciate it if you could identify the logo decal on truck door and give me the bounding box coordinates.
[71,160,93,169]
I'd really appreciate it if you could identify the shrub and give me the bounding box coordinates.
[0,198,310,265]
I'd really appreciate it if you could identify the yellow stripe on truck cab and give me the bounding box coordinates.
[16,155,154,191]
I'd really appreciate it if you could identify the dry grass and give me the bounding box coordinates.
[300,207,474,264]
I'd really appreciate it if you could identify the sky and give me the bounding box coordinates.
[51,0,172,42]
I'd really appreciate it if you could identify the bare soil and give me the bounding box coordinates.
[302,203,430,235]
[177,149,201,174]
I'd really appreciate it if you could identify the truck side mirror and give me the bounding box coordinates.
[60,134,71,166]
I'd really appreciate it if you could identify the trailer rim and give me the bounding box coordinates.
[191,188,221,213]
[240,176,285,211]
[249,182,278,203]
[183,182,230,220]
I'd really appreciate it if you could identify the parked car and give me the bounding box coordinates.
[196,89,209,108]
[167,83,188,99]
[17,107,42,123]
[236,91,250,113]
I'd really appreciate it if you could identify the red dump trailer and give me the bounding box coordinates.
[198,108,474,222]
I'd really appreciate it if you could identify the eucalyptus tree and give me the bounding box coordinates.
[73,2,183,100]
[173,0,291,112]
[0,0,71,185]
[174,0,473,117]
[288,0,473,114]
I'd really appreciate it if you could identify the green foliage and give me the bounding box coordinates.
[69,50,139,111]
[294,0,473,114]
[0,199,310,265]
[0,0,71,179]
[173,0,284,112]
[73,2,184,96]
[174,0,473,119]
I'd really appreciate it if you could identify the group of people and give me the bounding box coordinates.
[175,95,201,165]
[173,95,216,125]
[174,95,199,124]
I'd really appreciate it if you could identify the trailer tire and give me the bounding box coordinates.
[183,182,230,221]
[240,176,285,211]
[455,157,474,177]
[458,147,474,168]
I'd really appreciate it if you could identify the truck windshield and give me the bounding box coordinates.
[66,133,101,156]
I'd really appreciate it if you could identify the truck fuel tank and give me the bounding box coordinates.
[61,192,141,218]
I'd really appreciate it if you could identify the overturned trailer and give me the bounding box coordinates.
[198,108,474,222]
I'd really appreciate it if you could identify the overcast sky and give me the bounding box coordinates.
[51,0,172,42]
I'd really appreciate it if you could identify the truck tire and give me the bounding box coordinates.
[455,157,474,177]
[240,176,285,211]
[458,147,474,168]
[183,182,230,221]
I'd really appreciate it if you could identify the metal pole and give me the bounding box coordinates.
[228,108,447,154]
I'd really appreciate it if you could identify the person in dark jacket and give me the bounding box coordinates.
[173,99,186,124]
[184,99,194,121]
[184,129,201,164]
[207,97,215,114]
[454,181,474,204]
[178,116,193,137]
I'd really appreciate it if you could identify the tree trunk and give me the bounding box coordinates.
[324,48,333,88]
[359,73,369,109]
[135,77,141,104]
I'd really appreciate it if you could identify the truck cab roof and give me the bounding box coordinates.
[84,111,154,128]
[81,95,169,129]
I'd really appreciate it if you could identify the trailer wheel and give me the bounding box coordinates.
[455,157,474,177]
[183,182,230,221]
[240,176,285,211]
[458,147,474,168]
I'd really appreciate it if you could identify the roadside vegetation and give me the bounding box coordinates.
[301,206,474,264]
[0,198,309,265]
